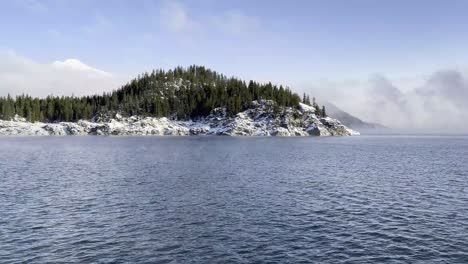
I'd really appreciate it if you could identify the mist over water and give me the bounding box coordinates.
[303,69,468,133]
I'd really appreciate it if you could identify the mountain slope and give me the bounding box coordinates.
[324,102,386,130]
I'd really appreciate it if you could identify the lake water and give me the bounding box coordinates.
[1,136,468,263]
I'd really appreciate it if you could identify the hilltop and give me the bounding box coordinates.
[0,66,358,136]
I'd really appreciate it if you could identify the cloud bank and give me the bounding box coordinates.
[303,69,468,132]
[0,51,125,97]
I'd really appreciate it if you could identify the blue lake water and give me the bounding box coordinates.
[1,136,468,263]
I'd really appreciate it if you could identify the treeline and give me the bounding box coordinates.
[0,95,96,122]
[302,94,327,118]
[0,65,326,122]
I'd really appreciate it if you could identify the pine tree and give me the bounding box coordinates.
[0,66,327,122]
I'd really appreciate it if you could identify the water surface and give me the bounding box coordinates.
[1,136,468,263]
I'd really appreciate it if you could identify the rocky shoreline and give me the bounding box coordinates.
[0,101,359,136]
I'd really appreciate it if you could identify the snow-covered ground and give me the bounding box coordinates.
[0,100,359,136]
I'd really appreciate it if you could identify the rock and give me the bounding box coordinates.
[115,113,123,121]
[0,100,359,136]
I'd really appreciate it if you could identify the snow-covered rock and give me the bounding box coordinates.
[0,100,359,136]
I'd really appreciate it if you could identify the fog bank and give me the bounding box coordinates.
[301,69,468,133]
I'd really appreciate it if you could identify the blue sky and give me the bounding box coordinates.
[1,0,468,129]
[2,0,468,81]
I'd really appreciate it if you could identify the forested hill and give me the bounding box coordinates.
[0,66,326,122]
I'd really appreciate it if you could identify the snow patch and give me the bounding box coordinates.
[0,100,359,136]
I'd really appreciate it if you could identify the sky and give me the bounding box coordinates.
[1,0,468,131]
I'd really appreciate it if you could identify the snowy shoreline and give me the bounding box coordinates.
[0,101,359,137]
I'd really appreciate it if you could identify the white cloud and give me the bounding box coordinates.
[52,59,112,77]
[0,51,126,97]
[214,10,261,36]
[159,0,198,33]
[158,1,260,37]
[82,15,114,35]
[19,0,48,13]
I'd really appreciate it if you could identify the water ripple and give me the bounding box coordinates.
[1,136,468,263]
